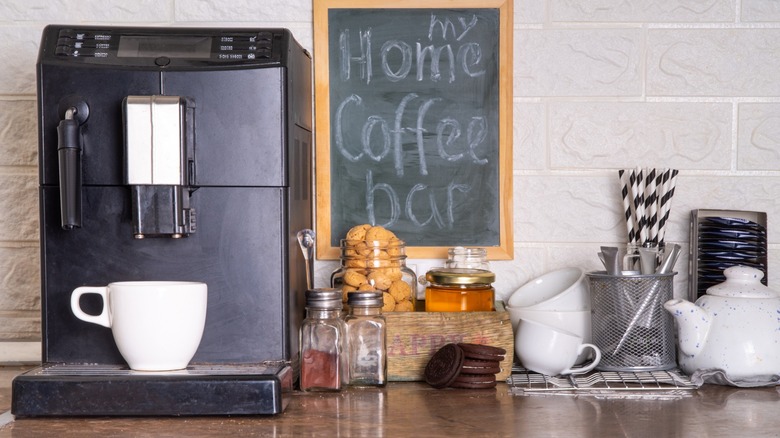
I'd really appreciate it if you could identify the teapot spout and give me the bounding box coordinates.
[663,299,711,357]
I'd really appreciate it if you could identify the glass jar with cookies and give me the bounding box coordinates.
[331,224,417,312]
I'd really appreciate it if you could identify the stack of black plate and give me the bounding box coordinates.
[696,216,768,297]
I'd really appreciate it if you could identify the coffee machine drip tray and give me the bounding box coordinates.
[12,363,293,417]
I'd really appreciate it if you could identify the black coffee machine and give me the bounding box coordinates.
[12,25,312,416]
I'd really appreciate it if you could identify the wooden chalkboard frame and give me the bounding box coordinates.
[313,0,513,260]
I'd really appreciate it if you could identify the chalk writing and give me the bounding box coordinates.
[338,15,486,84]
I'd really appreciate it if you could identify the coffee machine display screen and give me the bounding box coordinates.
[117,35,212,58]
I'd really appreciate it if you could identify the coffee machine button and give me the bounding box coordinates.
[155,56,171,67]
[72,48,96,57]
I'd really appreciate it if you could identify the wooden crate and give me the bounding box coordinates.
[385,306,514,382]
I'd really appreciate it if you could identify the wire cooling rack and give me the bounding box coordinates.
[507,364,700,400]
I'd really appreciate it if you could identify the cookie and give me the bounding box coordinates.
[386,237,403,257]
[388,280,412,302]
[453,373,496,384]
[343,270,368,288]
[461,358,501,375]
[451,372,497,389]
[368,271,393,290]
[345,224,371,241]
[365,225,395,242]
[381,293,396,311]
[345,258,367,269]
[394,300,414,312]
[385,267,403,281]
[424,343,464,389]
[449,379,498,389]
[458,343,506,361]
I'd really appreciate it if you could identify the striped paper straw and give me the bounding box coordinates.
[656,169,671,231]
[618,169,636,244]
[635,167,647,245]
[618,167,678,248]
[628,169,641,244]
[657,169,679,246]
[644,168,658,244]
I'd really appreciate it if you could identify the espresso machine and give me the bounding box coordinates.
[12,25,312,416]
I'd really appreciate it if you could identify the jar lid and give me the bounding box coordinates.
[425,268,495,285]
[445,246,490,269]
[305,288,343,309]
[447,246,487,258]
[347,291,383,307]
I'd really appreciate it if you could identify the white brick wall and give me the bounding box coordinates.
[1,0,779,344]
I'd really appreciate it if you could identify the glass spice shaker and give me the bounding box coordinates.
[345,291,387,387]
[299,288,347,392]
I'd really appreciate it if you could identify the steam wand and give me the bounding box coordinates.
[57,106,85,229]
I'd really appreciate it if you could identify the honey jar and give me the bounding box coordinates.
[424,268,496,312]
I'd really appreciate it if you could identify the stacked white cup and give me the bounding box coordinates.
[506,267,601,376]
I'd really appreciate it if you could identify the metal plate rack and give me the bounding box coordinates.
[507,365,699,400]
[689,209,768,301]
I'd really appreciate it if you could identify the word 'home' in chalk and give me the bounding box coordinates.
[338,14,486,85]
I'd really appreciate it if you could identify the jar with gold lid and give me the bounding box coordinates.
[424,268,495,312]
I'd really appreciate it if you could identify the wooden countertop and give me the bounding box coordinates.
[0,366,779,436]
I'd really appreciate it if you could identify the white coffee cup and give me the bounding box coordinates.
[71,281,208,371]
[507,267,589,311]
[507,307,593,365]
[516,319,601,376]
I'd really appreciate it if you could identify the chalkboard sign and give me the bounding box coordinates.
[314,0,513,259]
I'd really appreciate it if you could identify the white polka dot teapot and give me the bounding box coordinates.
[663,266,780,382]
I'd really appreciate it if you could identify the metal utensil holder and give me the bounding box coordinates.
[586,271,677,372]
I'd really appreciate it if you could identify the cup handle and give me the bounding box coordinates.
[562,343,602,375]
[70,286,111,328]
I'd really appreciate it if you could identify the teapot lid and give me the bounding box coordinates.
[706,266,779,298]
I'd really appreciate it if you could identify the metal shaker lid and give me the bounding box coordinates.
[347,291,383,307]
[305,288,343,309]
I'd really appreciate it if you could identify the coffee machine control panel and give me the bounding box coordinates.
[44,26,284,66]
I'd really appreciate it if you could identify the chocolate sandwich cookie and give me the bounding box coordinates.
[457,343,507,361]
[424,343,464,389]
[450,373,497,389]
[461,358,501,375]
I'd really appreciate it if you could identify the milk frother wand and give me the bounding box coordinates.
[56,97,89,230]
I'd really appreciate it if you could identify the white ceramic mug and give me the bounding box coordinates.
[516,319,601,376]
[506,306,593,364]
[507,267,589,311]
[71,281,208,371]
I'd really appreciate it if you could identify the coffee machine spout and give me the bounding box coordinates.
[123,95,195,239]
